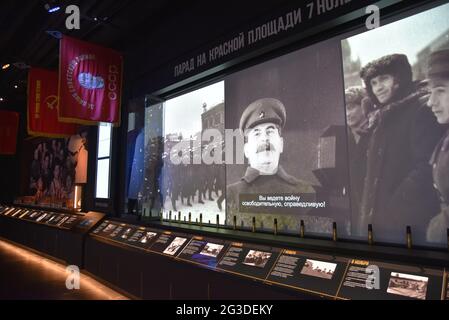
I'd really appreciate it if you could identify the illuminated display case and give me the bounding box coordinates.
[0,205,104,266]
[0,205,88,231]
[86,218,448,300]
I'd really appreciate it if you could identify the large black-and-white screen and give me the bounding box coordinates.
[141,2,449,247]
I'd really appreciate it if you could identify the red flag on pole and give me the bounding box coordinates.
[58,35,123,125]
[0,110,19,155]
[27,68,78,137]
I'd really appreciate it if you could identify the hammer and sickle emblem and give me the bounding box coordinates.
[259,111,265,118]
[44,95,59,110]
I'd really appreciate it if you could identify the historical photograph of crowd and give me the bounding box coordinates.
[242,250,272,268]
[158,81,226,224]
[387,272,428,300]
[342,2,449,245]
[28,130,88,206]
[300,259,337,280]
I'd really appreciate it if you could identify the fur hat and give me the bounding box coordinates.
[345,86,366,105]
[360,54,413,105]
[427,49,449,79]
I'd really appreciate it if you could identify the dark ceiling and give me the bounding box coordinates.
[0,0,190,106]
[0,0,298,109]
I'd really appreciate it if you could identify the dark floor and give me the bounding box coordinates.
[0,240,128,300]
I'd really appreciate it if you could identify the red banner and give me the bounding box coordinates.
[58,35,123,125]
[0,110,19,155]
[28,68,77,137]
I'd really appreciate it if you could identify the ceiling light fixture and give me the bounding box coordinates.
[44,3,61,13]
[2,64,10,70]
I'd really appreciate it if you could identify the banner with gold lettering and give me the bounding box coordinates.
[27,68,77,137]
[58,35,123,125]
[0,110,19,155]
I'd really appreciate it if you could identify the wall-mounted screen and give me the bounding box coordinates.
[138,2,449,248]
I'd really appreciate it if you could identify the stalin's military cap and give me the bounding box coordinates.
[239,98,286,135]
[427,49,449,78]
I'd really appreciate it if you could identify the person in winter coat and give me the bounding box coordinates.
[357,53,444,243]
[344,86,371,235]
[425,49,449,244]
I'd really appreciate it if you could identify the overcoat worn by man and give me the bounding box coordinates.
[358,54,444,242]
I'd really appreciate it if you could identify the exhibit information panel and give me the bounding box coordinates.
[177,236,229,268]
[78,215,449,300]
[265,249,349,298]
[216,243,281,281]
[0,205,94,231]
[46,214,66,226]
[10,208,23,218]
[60,215,81,229]
[24,210,40,221]
[337,259,444,300]
[92,220,118,236]
[124,227,159,248]
[2,207,19,217]
[114,225,140,243]
[149,231,191,257]
[18,210,32,219]
[92,221,136,240]
[70,211,105,233]
[3,205,447,300]
[84,220,159,247]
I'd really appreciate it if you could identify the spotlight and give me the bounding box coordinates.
[44,2,61,13]
[0,98,4,102]
[14,85,18,89]
[2,64,10,70]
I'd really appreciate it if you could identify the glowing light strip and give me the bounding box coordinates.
[0,240,129,300]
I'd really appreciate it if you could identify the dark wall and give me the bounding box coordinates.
[0,100,26,204]
[123,0,308,96]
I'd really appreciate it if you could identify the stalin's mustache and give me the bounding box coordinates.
[256,142,276,153]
